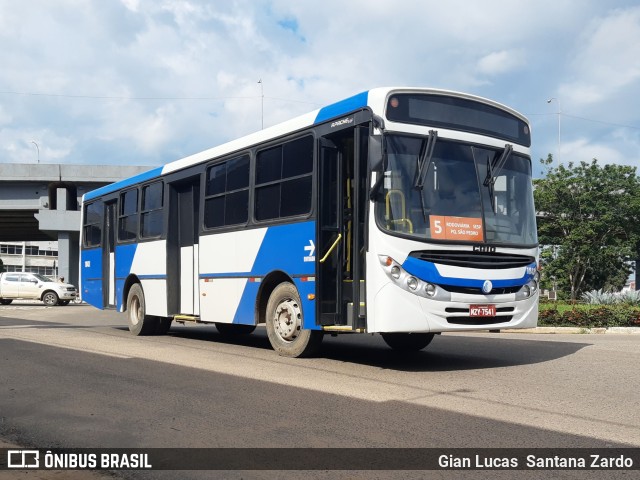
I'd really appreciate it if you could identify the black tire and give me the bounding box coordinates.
[0,299,13,305]
[215,323,257,335]
[126,283,158,336]
[58,300,70,306]
[265,282,323,358]
[381,332,435,352]
[42,291,59,306]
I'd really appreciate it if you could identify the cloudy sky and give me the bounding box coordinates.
[1,0,639,178]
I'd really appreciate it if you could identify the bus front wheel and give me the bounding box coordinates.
[265,282,322,358]
[381,332,435,352]
[127,283,158,336]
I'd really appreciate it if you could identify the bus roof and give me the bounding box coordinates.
[84,87,527,202]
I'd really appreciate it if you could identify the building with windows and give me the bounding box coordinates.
[0,241,60,278]
[0,163,151,287]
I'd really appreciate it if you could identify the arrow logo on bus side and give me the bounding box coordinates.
[304,240,315,262]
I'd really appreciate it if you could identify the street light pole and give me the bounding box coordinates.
[257,79,264,129]
[31,141,40,164]
[547,97,561,166]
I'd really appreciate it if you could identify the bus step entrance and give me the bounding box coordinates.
[346,302,366,329]
[173,314,200,324]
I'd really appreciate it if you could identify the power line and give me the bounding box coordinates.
[0,90,320,106]
[527,111,639,130]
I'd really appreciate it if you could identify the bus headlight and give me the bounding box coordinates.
[516,276,539,300]
[391,266,401,279]
[378,255,449,301]
[425,283,437,297]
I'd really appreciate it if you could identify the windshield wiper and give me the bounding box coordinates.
[414,130,437,190]
[483,144,513,213]
[413,130,437,222]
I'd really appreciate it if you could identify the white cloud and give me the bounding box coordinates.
[477,50,525,76]
[559,137,627,166]
[560,6,640,106]
[0,0,639,172]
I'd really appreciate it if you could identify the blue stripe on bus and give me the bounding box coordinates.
[314,91,369,124]
[200,272,251,279]
[84,166,164,201]
[401,256,535,289]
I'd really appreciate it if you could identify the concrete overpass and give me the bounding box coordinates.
[0,163,153,286]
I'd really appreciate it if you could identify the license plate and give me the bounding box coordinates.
[470,304,496,317]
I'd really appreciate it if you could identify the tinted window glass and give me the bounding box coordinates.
[141,210,163,238]
[255,184,280,221]
[204,197,225,229]
[226,156,250,191]
[84,201,103,226]
[120,189,138,216]
[283,136,314,178]
[142,182,163,210]
[281,176,312,217]
[204,155,250,229]
[225,190,248,225]
[206,164,226,196]
[139,182,163,239]
[118,189,138,242]
[254,136,313,222]
[83,201,103,247]
[256,146,282,184]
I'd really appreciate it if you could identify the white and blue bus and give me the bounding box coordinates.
[80,87,539,357]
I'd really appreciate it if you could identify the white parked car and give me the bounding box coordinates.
[0,272,78,306]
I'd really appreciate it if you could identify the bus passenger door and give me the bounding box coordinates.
[167,179,200,316]
[318,127,368,328]
[317,138,343,324]
[102,201,117,308]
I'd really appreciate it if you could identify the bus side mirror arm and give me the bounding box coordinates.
[369,133,384,173]
[368,130,385,201]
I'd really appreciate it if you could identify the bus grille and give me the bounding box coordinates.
[409,250,535,269]
[439,285,521,295]
[446,316,513,325]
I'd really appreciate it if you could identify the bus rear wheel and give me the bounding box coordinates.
[265,282,322,358]
[127,283,159,336]
[381,332,435,352]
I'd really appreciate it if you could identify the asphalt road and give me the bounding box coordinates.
[1,302,639,479]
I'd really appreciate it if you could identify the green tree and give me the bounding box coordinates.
[0,258,4,273]
[534,155,640,300]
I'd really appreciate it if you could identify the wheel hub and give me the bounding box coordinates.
[273,298,301,342]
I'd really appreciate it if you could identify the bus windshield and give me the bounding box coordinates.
[375,134,538,246]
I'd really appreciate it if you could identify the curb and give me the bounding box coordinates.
[501,327,640,334]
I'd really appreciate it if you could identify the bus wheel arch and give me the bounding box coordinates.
[122,274,141,312]
[255,270,293,326]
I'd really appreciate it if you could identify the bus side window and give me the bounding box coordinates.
[141,182,164,238]
[83,201,103,247]
[255,136,313,221]
[118,188,138,242]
